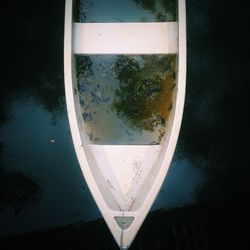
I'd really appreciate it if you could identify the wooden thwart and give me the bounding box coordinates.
[73,22,178,55]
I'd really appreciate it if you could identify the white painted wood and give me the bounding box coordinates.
[64,0,186,249]
[73,22,178,54]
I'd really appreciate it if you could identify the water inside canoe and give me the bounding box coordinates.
[74,0,177,23]
[76,55,176,144]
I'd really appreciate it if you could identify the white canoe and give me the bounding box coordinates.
[64,0,186,249]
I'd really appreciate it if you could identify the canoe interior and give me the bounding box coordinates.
[70,0,180,212]
[71,55,178,211]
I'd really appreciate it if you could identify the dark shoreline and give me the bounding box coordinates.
[1,199,249,250]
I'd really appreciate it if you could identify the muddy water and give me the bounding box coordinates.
[76,55,176,144]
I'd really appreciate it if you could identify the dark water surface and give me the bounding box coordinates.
[1,0,250,249]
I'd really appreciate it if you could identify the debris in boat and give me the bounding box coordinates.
[107,180,115,191]
[79,98,85,106]
[168,102,173,111]
[150,141,159,145]
[82,112,92,122]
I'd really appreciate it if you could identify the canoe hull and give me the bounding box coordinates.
[64,0,186,248]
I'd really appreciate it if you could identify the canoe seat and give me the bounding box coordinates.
[73,22,178,55]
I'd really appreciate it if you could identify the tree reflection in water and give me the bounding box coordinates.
[77,55,176,144]
[75,0,176,22]
[0,1,64,214]
[0,144,41,215]
[134,0,176,21]
[113,55,176,142]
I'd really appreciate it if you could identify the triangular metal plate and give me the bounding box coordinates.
[114,216,134,230]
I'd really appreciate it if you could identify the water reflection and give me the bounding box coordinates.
[114,55,175,132]
[0,0,65,215]
[179,0,250,204]
[134,0,177,21]
[0,1,65,128]
[0,143,41,215]
[76,55,176,144]
[74,0,176,22]
[0,98,100,236]
[0,1,100,236]
[0,4,65,213]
